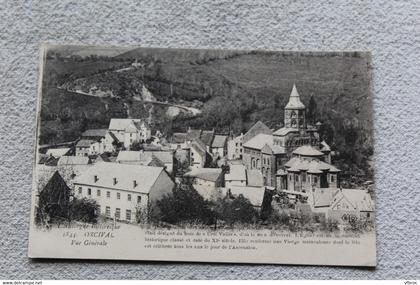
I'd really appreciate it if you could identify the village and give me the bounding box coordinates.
[35,84,375,230]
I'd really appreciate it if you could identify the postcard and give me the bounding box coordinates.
[29,45,376,266]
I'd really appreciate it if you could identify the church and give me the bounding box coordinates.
[242,84,332,188]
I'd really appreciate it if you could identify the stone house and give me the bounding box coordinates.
[73,162,174,223]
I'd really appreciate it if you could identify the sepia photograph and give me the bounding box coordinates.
[28,45,376,266]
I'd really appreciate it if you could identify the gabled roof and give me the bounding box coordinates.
[108,118,144,131]
[96,153,111,162]
[228,185,266,207]
[186,128,202,141]
[313,187,337,207]
[107,131,119,143]
[116,151,144,162]
[190,139,207,157]
[331,189,374,212]
[148,155,166,168]
[200,130,215,146]
[46,148,70,158]
[285,157,340,173]
[242,134,285,154]
[243,134,273,150]
[171,132,187,143]
[293,145,324,157]
[225,164,247,181]
[243,121,273,143]
[57,156,90,166]
[212,135,228,148]
[273,127,299,136]
[74,162,168,194]
[116,150,173,165]
[146,151,173,164]
[81,129,107,138]
[184,168,223,182]
[76,139,96,148]
[285,84,306,110]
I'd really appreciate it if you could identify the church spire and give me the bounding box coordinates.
[285,84,306,110]
[283,84,307,129]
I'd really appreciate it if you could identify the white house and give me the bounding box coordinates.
[211,135,228,158]
[107,118,151,150]
[225,164,247,188]
[227,133,244,160]
[189,139,209,168]
[73,162,174,223]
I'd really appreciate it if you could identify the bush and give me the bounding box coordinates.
[70,198,99,224]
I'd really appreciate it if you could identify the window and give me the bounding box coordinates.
[117,193,121,200]
[127,194,131,201]
[106,191,110,198]
[87,188,91,196]
[314,177,318,183]
[137,196,141,204]
[78,187,82,194]
[97,189,101,197]
[105,206,111,217]
[126,210,131,221]
[331,175,335,183]
[115,208,121,220]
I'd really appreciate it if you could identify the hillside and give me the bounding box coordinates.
[39,48,374,183]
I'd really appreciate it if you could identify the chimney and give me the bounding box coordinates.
[94,175,98,183]
[133,180,137,188]
[113,177,117,185]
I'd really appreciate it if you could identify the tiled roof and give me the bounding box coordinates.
[243,134,273,150]
[81,129,107,138]
[46,148,70,158]
[273,127,299,136]
[186,129,202,141]
[108,118,143,131]
[243,121,272,143]
[293,145,324,157]
[285,157,340,173]
[76,139,96,148]
[285,84,306,110]
[57,156,90,166]
[332,189,375,212]
[190,139,207,157]
[171,132,187,143]
[116,150,173,165]
[225,164,246,181]
[184,168,222,182]
[200,130,215,146]
[212,135,228,148]
[74,162,167,194]
[242,134,285,155]
[228,185,266,207]
[313,187,337,207]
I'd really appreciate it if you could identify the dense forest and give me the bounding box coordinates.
[39,47,374,185]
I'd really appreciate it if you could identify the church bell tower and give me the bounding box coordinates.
[284,84,306,130]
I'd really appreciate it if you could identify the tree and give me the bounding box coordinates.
[307,94,317,125]
[153,179,214,225]
[214,195,258,227]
